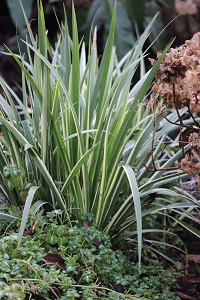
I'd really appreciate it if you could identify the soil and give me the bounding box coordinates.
[172,219,200,300]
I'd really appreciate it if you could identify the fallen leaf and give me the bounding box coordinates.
[186,276,200,284]
[23,227,35,236]
[188,254,200,264]
[43,253,65,269]
[113,282,124,293]
[174,291,197,300]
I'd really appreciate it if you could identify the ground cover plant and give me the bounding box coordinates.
[0,0,200,299]
[0,210,180,300]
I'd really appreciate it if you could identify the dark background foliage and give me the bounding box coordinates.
[1,0,200,95]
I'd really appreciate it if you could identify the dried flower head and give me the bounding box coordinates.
[188,132,200,147]
[175,0,199,15]
[177,132,200,174]
[178,154,200,174]
[151,32,200,113]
